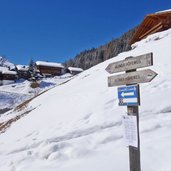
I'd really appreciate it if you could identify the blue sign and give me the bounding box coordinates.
[118,85,140,106]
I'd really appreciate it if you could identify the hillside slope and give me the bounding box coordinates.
[0,75,73,114]
[0,29,171,171]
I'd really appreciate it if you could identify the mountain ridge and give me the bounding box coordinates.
[0,56,14,68]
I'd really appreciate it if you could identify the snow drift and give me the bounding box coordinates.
[0,29,171,171]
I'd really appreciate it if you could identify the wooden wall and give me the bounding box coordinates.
[36,65,63,76]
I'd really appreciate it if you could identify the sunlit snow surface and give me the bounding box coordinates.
[0,29,171,171]
[0,75,72,113]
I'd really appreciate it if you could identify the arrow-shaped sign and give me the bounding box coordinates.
[108,69,157,87]
[118,85,140,106]
[121,92,134,97]
[105,53,153,74]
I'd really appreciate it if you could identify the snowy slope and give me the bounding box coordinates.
[0,74,73,114]
[0,29,171,171]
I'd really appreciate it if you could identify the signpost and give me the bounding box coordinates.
[108,69,157,87]
[105,52,157,171]
[105,52,153,74]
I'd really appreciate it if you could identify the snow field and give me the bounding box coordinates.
[0,29,171,170]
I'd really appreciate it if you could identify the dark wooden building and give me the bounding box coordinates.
[68,67,83,75]
[1,71,17,85]
[16,65,30,79]
[130,10,171,44]
[35,61,64,76]
[0,71,3,86]
[0,67,9,85]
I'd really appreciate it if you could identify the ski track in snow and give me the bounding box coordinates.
[7,121,122,155]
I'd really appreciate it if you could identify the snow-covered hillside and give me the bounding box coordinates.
[0,29,171,171]
[0,74,72,114]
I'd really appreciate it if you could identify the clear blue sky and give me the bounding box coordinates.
[0,0,171,65]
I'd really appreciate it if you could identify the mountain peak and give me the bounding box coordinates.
[0,56,15,68]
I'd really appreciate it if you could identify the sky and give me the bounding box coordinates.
[0,0,171,65]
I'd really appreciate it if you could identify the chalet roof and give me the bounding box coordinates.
[16,65,29,71]
[35,61,64,68]
[2,71,17,75]
[68,67,83,72]
[130,10,171,45]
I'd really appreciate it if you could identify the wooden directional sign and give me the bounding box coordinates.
[106,53,153,74]
[108,69,157,87]
[106,52,157,171]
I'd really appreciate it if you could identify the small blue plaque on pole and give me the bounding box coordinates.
[118,85,140,106]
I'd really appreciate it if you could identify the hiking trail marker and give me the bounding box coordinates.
[106,52,157,171]
[118,85,140,106]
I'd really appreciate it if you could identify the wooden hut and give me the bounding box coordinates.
[0,67,8,86]
[35,61,64,76]
[68,67,83,75]
[0,71,3,86]
[16,65,30,79]
[2,70,17,85]
[130,10,171,44]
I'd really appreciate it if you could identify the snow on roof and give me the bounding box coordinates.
[36,61,64,68]
[155,9,171,14]
[16,65,29,71]
[68,67,83,72]
[0,66,8,72]
[2,70,17,75]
